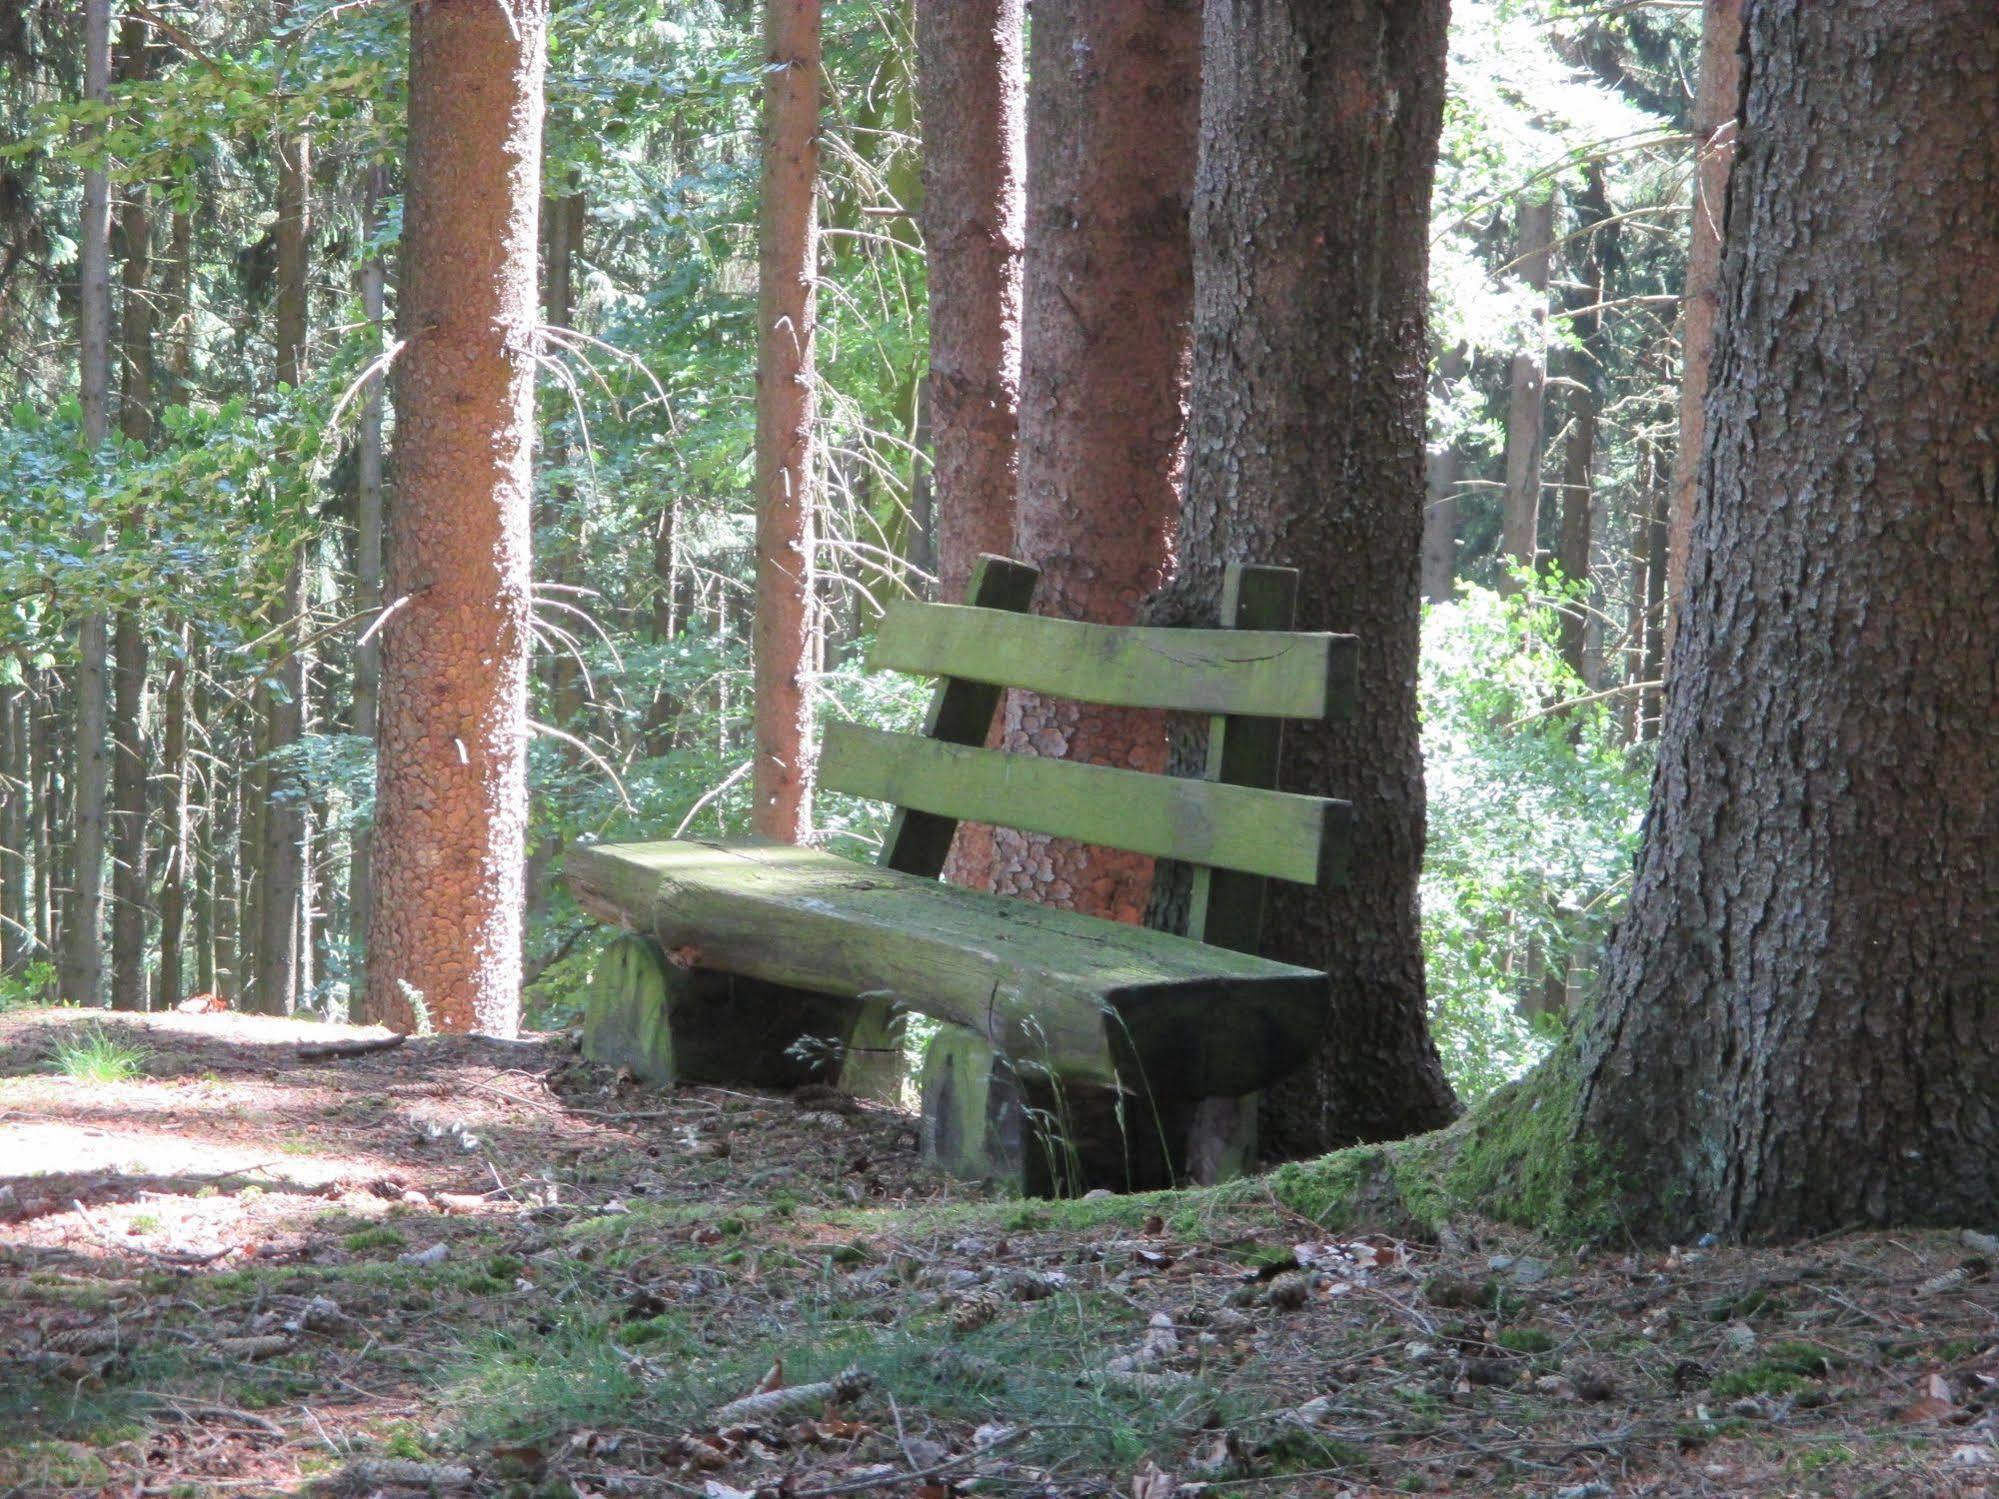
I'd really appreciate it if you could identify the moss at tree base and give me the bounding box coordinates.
[1263,1041,1623,1243]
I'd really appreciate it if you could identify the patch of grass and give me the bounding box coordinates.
[1494,1326,1557,1354]
[128,1213,161,1234]
[344,1226,408,1253]
[48,1025,150,1083]
[1710,1364,1809,1399]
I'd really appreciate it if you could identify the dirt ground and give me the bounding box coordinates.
[2,1007,1995,1499]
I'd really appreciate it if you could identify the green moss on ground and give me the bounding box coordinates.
[1264,1043,1624,1242]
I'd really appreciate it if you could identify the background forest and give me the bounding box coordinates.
[0,0,1689,1099]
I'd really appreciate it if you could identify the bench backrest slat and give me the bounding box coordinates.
[871,602,1356,721]
[823,722,1349,887]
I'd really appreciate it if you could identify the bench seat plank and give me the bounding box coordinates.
[567,838,1328,1099]
[821,723,1351,887]
[872,602,1357,720]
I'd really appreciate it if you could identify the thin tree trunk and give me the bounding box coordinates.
[110,21,156,1011]
[1499,194,1554,581]
[1420,343,1467,606]
[156,622,191,1009]
[350,164,387,984]
[367,0,548,1036]
[62,0,113,1009]
[1578,0,1999,1240]
[253,120,311,1016]
[914,0,1023,606]
[31,668,58,963]
[1663,0,1743,662]
[985,0,1200,924]
[751,0,821,845]
[0,676,25,976]
[1171,0,1458,1155]
[1555,167,1611,688]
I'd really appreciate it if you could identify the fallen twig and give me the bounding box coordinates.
[296,1033,407,1061]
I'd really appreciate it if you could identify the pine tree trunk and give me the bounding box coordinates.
[984,0,1200,924]
[110,27,155,1010]
[366,0,547,1036]
[0,676,25,977]
[62,0,113,1009]
[751,0,821,845]
[1555,168,1611,687]
[1499,194,1554,581]
[31,668,58,963]
[1577,0,1999,1240]
[1663,0,1742,662]
[1172,0,1457,1155]
[914,0,1023,606]
[1420,343,1467,606]
[252,121,311,1016]
[156,622,191,1009]
[350,164,387,983]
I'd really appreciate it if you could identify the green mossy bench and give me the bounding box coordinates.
[566,555,1354,1193]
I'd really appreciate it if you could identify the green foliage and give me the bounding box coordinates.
[48,1025,151,1084]
[1419,582,1649,1098]
[0,961,56,1011]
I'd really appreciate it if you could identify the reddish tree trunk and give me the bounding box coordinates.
[985,0,1201,924]
[751,0,821,845]
[1663,0,1743,661]
[367,0,548,1035]
[1172,0,1458,1155]
[1578,0,1999,1240]
[915,0,1024,606]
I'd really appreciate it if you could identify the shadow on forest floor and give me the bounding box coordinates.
[2,1005,1995,1498]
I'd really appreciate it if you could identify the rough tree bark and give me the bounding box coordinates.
[252,112,311,1016]
[1663,0,1742,661]
[983,0,1200,924]
[914,0,1023,606]
[366,0,548,1035]
[109,17,154,1011]
[1173,0,1458,1155]
[1499,193,1554,580]
[750,0,821,845]
[1577,0,1999,1240]
[61,0,112,1009]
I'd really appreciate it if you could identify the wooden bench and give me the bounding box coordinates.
[567,555,1355,1193]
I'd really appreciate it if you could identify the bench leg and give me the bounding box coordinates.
[919,1028,1029,1191]
[1183,1094,1258,1185]
[837,999,908,1106]
[582,932,866,1090]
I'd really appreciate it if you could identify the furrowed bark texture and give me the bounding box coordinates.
[751,0,821,845]
[1664,0,1743,661]
[1578,0,1999,1240]
[367,0,547,1035]
[1174,0,1458,1155]
[915,0,1024,607]
[62,0,113,1009]
[986,0,1199,924]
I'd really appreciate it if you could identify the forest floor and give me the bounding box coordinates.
[1,1008,1995,1499]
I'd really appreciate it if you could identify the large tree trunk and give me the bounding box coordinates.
[750,0,821,845]
[349,164,386,982]
[252,119,311,1015]
[61,0,113,1009]
[1499,194,1554,581]
[1173,0,1457,1156]
[366,0,546,1036]
[914,0,1023,607]
[109,18,155,1012]
[1577,0,1999,1240]
[1663,0,1743,662]
[984,0,1200,924]
[1555,167,1612,688]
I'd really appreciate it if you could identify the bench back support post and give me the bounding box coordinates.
[1186,563,1297,950]
[878,554,1040,877]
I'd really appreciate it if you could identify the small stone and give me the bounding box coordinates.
[1264,1271,1312,1311]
